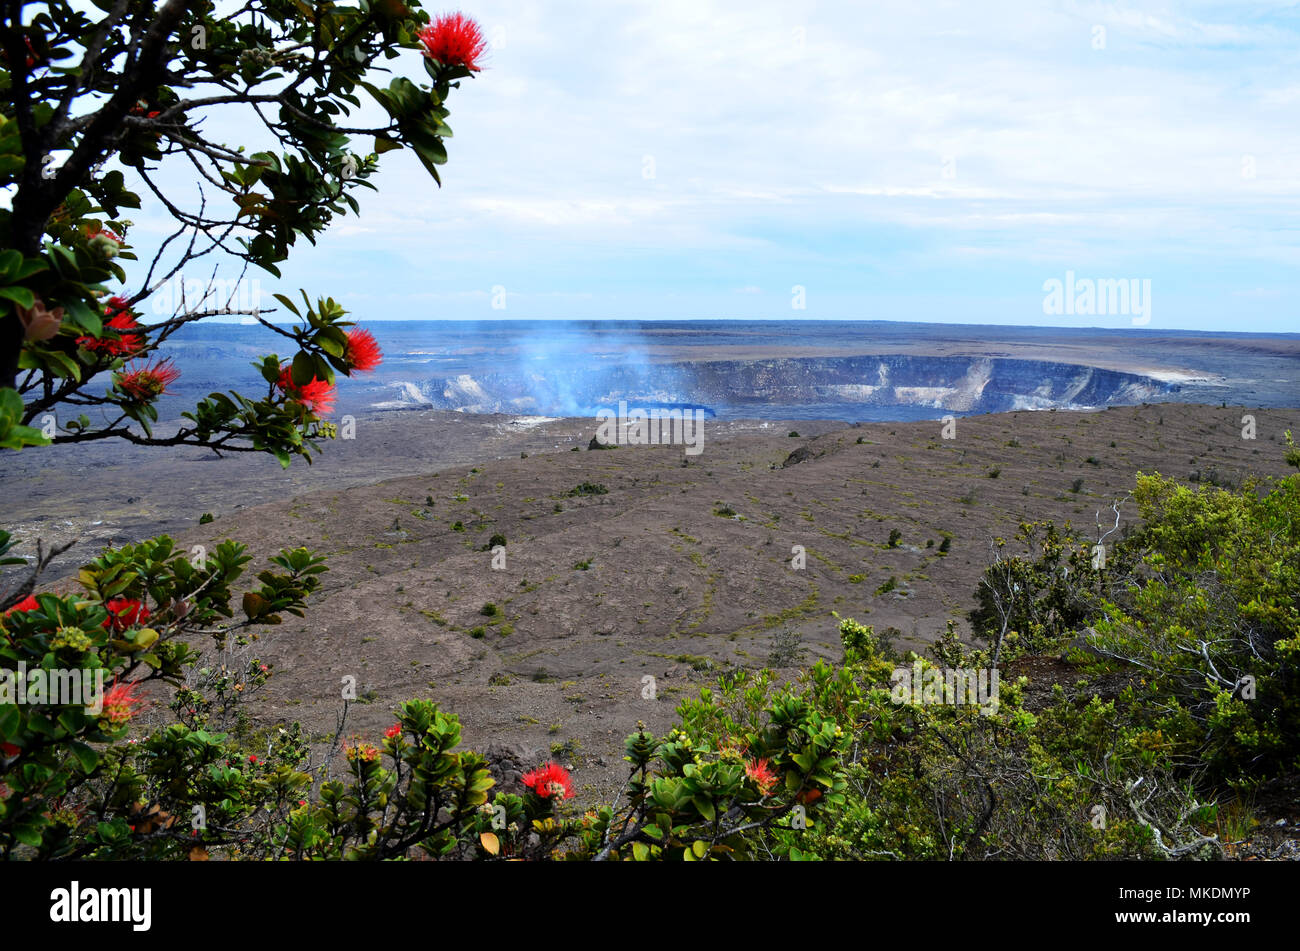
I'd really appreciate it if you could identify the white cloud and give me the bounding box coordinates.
[103,0,1300,330]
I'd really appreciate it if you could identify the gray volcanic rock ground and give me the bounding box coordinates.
[7,402,1295,810]
[0,412,843,575]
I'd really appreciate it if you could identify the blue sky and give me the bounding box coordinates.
[129,1,1300,332]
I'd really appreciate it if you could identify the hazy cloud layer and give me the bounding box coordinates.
[125,1,1300,331]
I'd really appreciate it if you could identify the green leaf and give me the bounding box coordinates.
[271,293,301,317]
[0,702,18,738]
[243,591,271,619]
[290,351,316,387]
[260,357,284,385]
[0,249,21,281]
[26,713,56,737]
[0,286,35,309]
[311,353,334,384]
[63,297,101,336]
[69,741,99,773]
[318,335,344,359]
[44,350,82,382]
[693,795,715,822]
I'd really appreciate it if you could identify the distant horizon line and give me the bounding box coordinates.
[193,315,1300,338]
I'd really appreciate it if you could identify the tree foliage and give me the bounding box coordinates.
[2,0,481,463]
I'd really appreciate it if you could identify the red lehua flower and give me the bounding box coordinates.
[276,366,337,416]
[1,742,19,757]
[345,328,383,372]
[100,678,145,728]
[78,298,145,356]
[103,597,150,633]
[345,742,380,763]
[4,595,40,615]
[115,359,180,402]
[86,225,123,245]
[2,36,45,68]
[384,723,402,739]
[418,12,488,71]
[521,761,574,800]
[745,757,778,796]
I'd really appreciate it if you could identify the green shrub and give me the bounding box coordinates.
[767,630,804,667]
[6,461,1294,861]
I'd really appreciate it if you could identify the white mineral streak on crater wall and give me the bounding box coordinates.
[1059,367,1094,404]
[443,374,489,403]
[891,386,954,407]
[946,357,994,411]
[1009,394,1057,410]
[818,384,882,400]
[372,380,434,409]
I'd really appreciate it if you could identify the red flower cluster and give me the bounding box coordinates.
[745,757,778,796]
[4,595,39,616]
[345,742,380,763]
[0,36,45,69]
[796,787,822,805]
[1,595,38,644]
[115,359,180,402]
[384,723,402,739]
[86,225,123,245]
[78,297,145,357]
[418,12,487,71]
[100,678,145,728]
[103,597,150,633]
[276,366,337,416]
[345,328,383,373]
[522,761,574,800]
